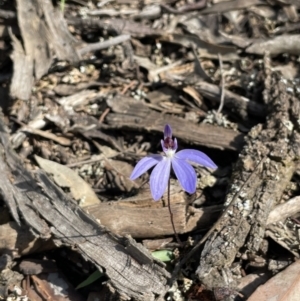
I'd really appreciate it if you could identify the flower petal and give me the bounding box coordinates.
[172,158,197,194]
[150,158,171,201]
[130,155,163,180]
[175,149,217,169]
[161,139,167,153]
[164,124,172,139]
[173,138,178,151]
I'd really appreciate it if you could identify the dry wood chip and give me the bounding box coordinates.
[11,117,47,149]
[58,90,98,114]
[0,222,54,257]
[246,34,300,56]
[283,4,299,22]
[194,81,266,119]
[267,196,300,225]
[69,17,163,38]
[22,128,71,146]
[248,260,300,301]
[54,82,104,97]
[15,0,52,80]
[200,0,265,14]
[9,33,35,101]
[78,34,131,56]
[160,34,238,60]
[219,31,254,48]
[10,0,80,101]
[237,272,272,300]
[40,0,80,62]
[30,273,84,301]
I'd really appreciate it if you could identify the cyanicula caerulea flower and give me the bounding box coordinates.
[130,124,217,201]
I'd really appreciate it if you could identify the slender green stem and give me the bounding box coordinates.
[167,178,182,246]
[60,0,65,12]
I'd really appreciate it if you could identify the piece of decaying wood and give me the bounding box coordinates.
[11,0,51,98]
[78,34,131,56]
[193,81,266,119]
[161,0,206,13]
[237,272,273,300]
[199,0,265,15]
[0,113,170,301]
[0,222,55,257]
[142,238,173,252]
[21,127,72,146]
[106,95,244,151]
[246,34,300,56]
[88,192,222,238]
[40,0,80,62]
[10,0,79,101]
[160,34,238,61]
[9,31,35,101]
[248,260,300,301]
[11,117,47,149]
[68,17,164,38]
[195,62,300,289]
[267,196,300,225]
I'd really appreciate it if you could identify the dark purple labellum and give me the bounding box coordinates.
[163,137,175,149]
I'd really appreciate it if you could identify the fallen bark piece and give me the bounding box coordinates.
[200,0,265,15]
[106,95,244,151]
[11,0,79,101]
[0,222,55,258]
[22,128,71,146]
[68,17,163,38]
[246,34,300,56]
[237,272,272,300]
[267,196,300,225]
[266,222,299,258]
[88,192,221,238]
[193,81,266,119]
[248,260,300,301]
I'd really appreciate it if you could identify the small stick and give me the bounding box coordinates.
[217,53,225,114]
[78,34,131,56]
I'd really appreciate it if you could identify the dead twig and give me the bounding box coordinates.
[217,53,225,114]
[78,34,131,56]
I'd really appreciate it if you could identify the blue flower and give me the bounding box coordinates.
[130,124,217,201]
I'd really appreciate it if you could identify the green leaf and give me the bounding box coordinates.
[151,250,174,262]
[76,270,104,289]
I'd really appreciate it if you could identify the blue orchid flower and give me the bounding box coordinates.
[130,124,217,201]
